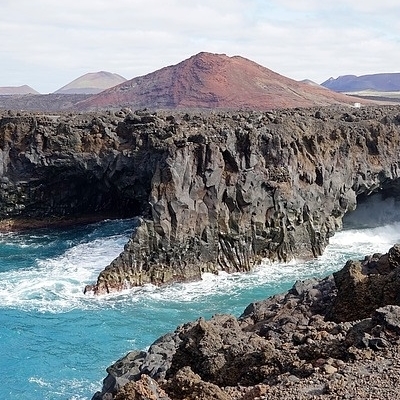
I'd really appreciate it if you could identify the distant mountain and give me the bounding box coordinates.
[300,79,327,88]
[0,85,39,95]
[75,52,363,111]
[54,71,127,95]
[321,73,400,92]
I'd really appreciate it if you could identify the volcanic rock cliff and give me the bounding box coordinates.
[1,106,400,295]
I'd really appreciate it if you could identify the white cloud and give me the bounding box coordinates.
[0,0,399,92]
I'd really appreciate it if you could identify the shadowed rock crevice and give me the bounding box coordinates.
[342,190,400,230]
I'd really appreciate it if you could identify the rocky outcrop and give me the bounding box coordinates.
[85,105,400,294]
[113,375,170,400]
[1,106,400,294]
[0,109,169,228]
[92,245,400,400]
[331,243,400,322]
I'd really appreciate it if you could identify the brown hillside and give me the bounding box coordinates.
[76,52,368,111]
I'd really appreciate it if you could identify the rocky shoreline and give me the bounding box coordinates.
[2,105,400,398]
[2,106,400,296]
[93,244,400,399]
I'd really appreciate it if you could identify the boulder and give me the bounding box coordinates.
[331,244,400,322]
[113,374,171,400]
[373,305,400,334]
[165,367,231,400]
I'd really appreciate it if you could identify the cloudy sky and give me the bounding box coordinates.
[1,0,399,93]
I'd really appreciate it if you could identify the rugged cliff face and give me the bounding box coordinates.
[0,109,170,228]
[1,106,400,294]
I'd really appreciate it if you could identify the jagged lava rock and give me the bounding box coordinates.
[331,243,400,322]
[93,245,400,400]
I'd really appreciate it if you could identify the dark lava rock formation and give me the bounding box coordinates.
[92,244,400,400]
[0,93,91,112]
[1,106,400,295]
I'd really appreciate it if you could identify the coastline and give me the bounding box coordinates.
[93,244,400,399]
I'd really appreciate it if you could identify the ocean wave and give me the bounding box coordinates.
[0,230,130,313]
[28,376,99,400]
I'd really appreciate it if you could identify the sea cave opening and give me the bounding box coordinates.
[26,173,151,224]
[342,180,400,230]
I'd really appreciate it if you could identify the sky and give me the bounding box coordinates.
[1,0,399,93]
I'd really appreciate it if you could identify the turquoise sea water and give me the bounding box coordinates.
[1,197,400,400]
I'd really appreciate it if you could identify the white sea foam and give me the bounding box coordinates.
[1,215,400,313]
[28,376,98,400]
[28,377,51,387]
[111,221,400,306]
[0,234,129,312]
[91,220,400,307]
[329,221,400,255]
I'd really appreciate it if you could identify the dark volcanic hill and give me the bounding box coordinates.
[321,73,400,92]
[0,93,92,112]
[75,52,363,111]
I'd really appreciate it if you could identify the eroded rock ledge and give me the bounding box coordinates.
[92,245,400,400]
[1,106,400,293]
